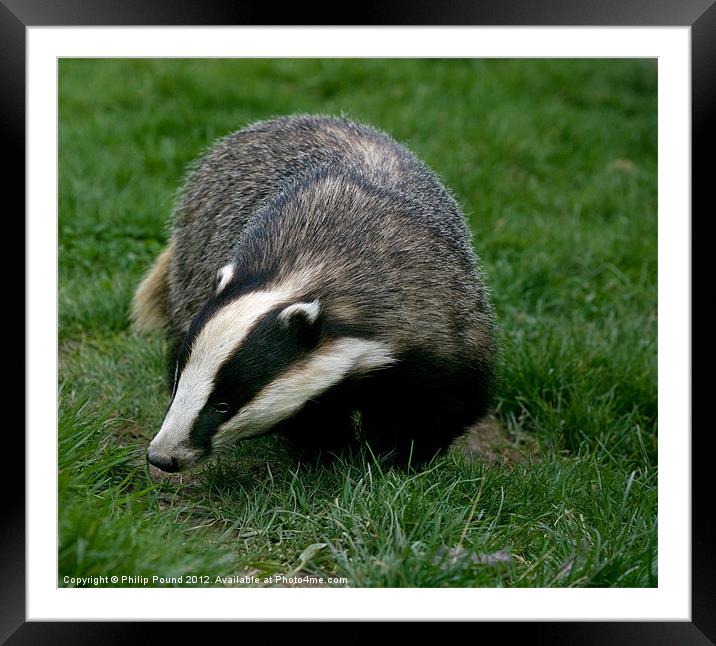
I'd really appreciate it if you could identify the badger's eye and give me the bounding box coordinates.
[214,403,230,414]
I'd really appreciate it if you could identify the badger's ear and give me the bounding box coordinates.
[215,263,236,294]
[279,300,322,345]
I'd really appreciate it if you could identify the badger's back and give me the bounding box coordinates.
[166,115,491,358]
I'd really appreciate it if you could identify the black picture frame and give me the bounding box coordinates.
[9,0,711,642]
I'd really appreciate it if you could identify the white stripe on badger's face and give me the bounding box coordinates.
[212,337,395,448]
[149,286,297,462]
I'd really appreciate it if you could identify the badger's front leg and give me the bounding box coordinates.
[358,364,485,466]
[276,392,359,462]
[359,400,463,466]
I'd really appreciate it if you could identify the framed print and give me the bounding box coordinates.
[10,0,711,641]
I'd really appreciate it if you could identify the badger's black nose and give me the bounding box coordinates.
[147,451,180,472]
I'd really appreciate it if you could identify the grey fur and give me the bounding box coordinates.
[166,115,493,359]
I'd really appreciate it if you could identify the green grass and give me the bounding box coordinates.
[58,58,657,588]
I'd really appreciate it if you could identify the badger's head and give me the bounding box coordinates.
[146,263,394,472]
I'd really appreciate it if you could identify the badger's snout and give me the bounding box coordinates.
[146,443,205,472]
[146,450,180,472]
[147,421,206,473]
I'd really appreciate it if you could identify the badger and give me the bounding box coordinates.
[132,114,495,472]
